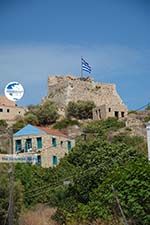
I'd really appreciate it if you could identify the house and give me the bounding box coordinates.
[0,96,26,124]
[13,124,75,168]
[93,104,127,120]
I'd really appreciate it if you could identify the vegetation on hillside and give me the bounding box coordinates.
[53,118,79,130]
[0,112,149,225]
[66,100,96,119]
[144,115,150,123]
[0,120,9,154]
[0,120,8,129]
[12,100,58,132]
[13,119,150,225]
[0,164,24,225]
[12,100,95,132]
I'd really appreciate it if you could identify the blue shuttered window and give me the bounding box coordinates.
[15,140,22,152]
[67,141,72,151]
[52,137,57,147]
[25,139,32,152]
[52,156,58,165]
[37,137,42,149]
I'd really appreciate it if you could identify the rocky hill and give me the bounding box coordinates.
[124,110,150,139]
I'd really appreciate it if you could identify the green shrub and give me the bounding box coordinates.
[125,127,132,131]
[0,120,8,128]
[37,100,59,125]
[88,159,150,225]
[83,117,125,134]
[67,100,96,119]
[53,119,79,130]
[112,134,147,155]
[53,137,144,224]
[26,101,59,126]
[25,113,39,125]
[12,118,26,133]
[144,116,150,123]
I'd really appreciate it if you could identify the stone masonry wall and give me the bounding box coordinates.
[0,96,26,123]
[47,75,127,114]
[0,106,26,122]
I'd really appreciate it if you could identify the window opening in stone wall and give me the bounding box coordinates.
[121,112,125,117]
[0,108,3,112]
[60,141,63,147]
[37,155,41,165]
[109,108,111,112]
[114,111,119,119]
[52,137,57,147]
[7,109,10,113]
[98,109,101,119]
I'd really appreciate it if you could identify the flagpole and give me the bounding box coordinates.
[81,56,83,78]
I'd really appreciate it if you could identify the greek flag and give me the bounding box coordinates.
[81,57,91,73]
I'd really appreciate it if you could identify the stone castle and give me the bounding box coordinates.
[46,75,128,119]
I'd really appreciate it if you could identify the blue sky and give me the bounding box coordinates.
[0,0,150,109]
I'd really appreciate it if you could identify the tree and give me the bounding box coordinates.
[46,118,146,225]
[25,113,39,126]
[67,100,96,119]
[27,104,40,115]
[6,116,149,225]
[88,159,150,225]
[13,101,58,130]
[0,164,24,225]
[37,100,59,125]
[12,118,26,133]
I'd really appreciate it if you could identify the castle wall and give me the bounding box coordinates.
[47,75,128,118]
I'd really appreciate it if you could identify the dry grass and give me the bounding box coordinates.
[19,204,123,225]
[19,204,58,225]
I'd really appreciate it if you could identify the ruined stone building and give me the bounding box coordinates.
[46,75,128,119]
[0,96,26,124]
